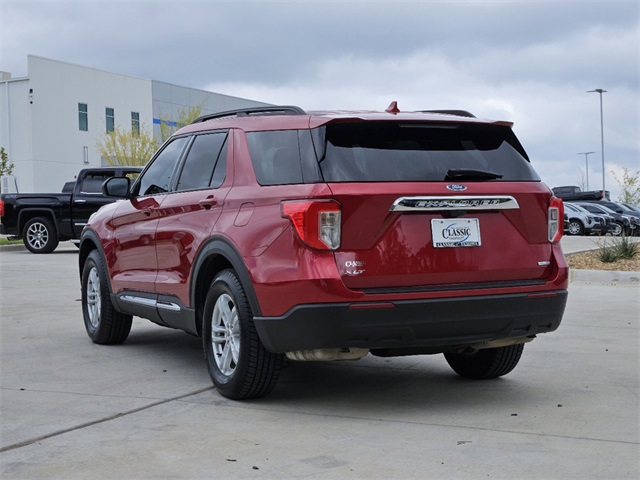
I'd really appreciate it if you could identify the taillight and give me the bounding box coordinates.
[548,196,564,243]
[281,200,341,250]
[0,199,4,218]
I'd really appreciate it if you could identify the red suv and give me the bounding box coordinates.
[79,104,568,399]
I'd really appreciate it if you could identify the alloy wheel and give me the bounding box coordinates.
[86,266,101,328]
[210,293,240,376]
[26,222,48,250]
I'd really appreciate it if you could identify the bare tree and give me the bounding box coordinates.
[577,169,586,190]
[612,167,640,204]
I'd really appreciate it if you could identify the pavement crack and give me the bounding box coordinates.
[0,386,213,453]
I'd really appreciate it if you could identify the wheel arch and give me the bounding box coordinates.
[78,229,108,284]
[19,209,58,238]
[190,237,261,337]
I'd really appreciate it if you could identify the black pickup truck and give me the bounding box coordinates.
[0,167,140,253]
[552,185,610,201]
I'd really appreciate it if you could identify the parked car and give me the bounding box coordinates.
[79,104,569,399]
[575,202,635,236]
[552,185,609,201]
[587,200,640,235]
[620,202,640,214]
[565,202,615,236]
[563,202,607,236]
[0,167,141,253]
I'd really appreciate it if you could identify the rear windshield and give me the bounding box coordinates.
[80,172,117,194]
[245,121,540,185]
[320,122,540,182]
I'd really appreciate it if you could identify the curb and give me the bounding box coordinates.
[569,268,640,285]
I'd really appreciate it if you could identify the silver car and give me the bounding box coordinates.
[564,202,607,236]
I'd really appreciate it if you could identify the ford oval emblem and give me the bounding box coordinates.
[446,184,467,192]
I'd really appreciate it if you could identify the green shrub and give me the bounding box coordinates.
[596,235,639,263]
[614,234,639,260]
[597,245,619,263]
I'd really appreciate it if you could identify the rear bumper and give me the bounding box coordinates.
[253,290,568,353]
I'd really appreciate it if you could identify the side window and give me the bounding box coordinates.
[105,107,115,133]
[136,137,188,196]
[246,130,304,185]
[131,112,140,135]
[80,173,112,194]
[176,132,228,191]
[78,103,88,131]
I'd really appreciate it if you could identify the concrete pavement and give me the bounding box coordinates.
[0,242,638,479]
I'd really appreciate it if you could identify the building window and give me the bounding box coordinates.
[105,107,115,133]
[78,103,88,131]
[131,111,140,135]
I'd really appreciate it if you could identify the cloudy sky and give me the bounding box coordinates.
[1,0,638,200]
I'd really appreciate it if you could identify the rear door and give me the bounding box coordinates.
[318,121,555,291]
[153,130,231,306]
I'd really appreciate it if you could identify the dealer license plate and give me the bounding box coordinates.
[431,218,481,248]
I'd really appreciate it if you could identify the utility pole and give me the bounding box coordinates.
[577,151,595,190]
[587,89,607,194]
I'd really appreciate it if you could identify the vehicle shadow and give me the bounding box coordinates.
[125,328,549,413]
[104,324,548,416]
[265,357,546,412]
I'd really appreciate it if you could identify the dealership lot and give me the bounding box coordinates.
[0,241,638,479]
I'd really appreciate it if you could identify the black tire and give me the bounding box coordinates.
[23,217,59,253]
[202,269,283,399]
[612,222,623,236]
[444,344,524,379]
[81,250,132,344]
[567,220,584,236]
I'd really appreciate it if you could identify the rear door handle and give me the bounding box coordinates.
[199,196,217,210]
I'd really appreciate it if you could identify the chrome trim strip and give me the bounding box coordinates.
[157,301,181,312]
[390,195,520,211]
[120,295,182,312]
[120,295,157,308]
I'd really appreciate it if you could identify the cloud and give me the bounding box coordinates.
[2,0,638,201]
[204,39,637,201]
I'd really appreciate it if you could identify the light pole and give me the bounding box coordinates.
[587,88,607,194]
[577,151,595,190]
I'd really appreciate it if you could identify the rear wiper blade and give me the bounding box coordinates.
[445,168,503,180]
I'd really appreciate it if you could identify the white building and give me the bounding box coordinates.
[0,55,269,192]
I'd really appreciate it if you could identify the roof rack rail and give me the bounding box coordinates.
[419,110,476,118]
[193,105,306,123]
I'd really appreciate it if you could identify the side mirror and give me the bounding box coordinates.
[103,177,131,198]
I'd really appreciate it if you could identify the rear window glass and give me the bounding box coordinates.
[80,173,115,194]
[246,130,321,185]
[319,122,540,182]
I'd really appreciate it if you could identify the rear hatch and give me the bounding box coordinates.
[316,120,556,291]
